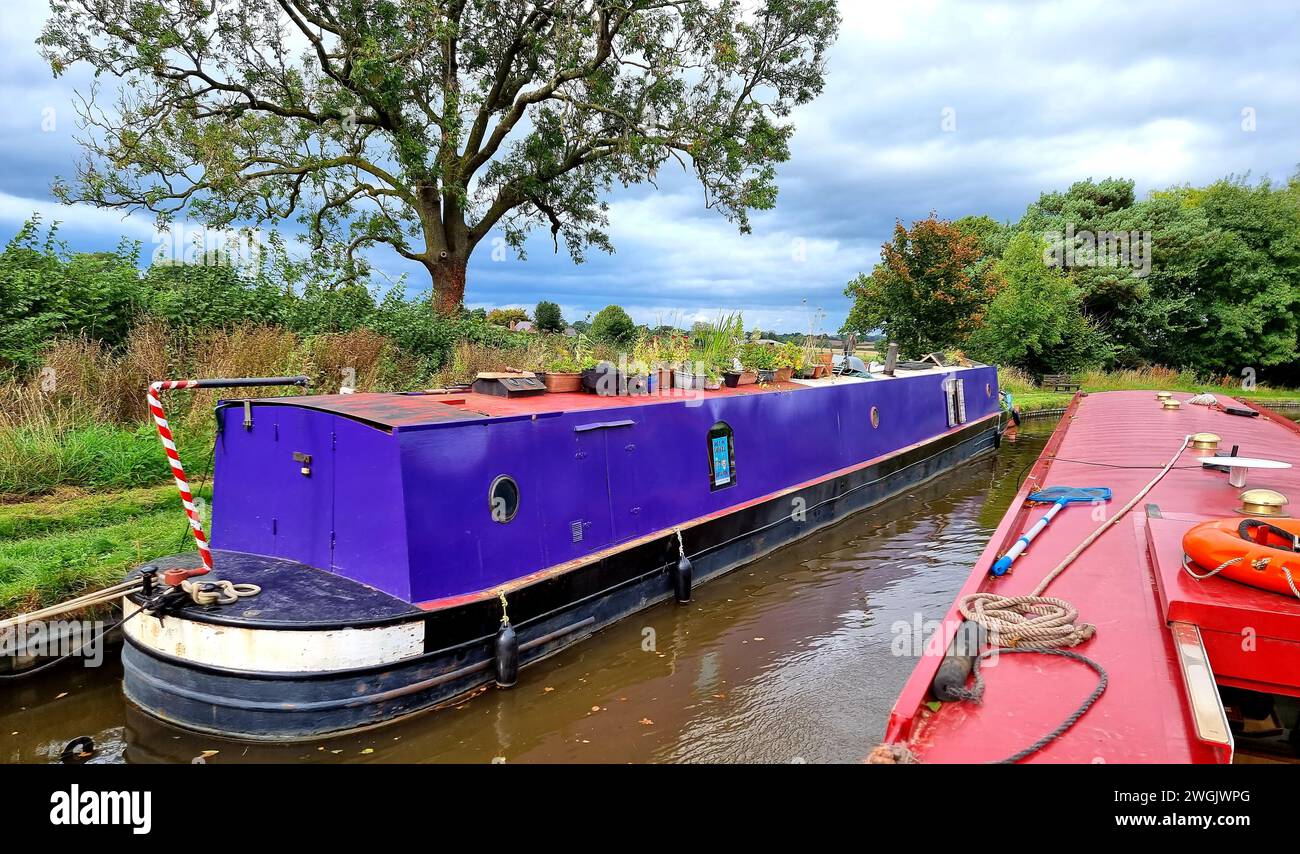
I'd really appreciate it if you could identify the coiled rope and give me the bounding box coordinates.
[179,577,262,606]
[959,433,1192,646]
[939,433,1193,762]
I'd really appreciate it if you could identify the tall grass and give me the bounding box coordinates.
[0,321,600,496]
[997,364,1300,413]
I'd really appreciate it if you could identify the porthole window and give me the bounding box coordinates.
[707,421,736,491]
[489,475,520,523]
[986,382,992,398]
[870,406,880,429]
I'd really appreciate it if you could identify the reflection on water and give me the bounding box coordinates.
[1,420,1054,764]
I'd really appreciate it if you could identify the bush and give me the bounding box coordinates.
[965,232,1111,374]
[0,218,145,376]
[534,300,565,332]
[590,304,636,345]
[486,307,529,328]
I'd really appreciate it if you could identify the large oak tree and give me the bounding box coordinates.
[40,1,839,311]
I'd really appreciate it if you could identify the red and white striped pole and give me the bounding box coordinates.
[148,380,210,576]
[147,376,309,582]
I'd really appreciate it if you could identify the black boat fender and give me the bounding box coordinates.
[494,622,519,688]
[672,555,693,604]
[671,529,694,603]
[493,590,518,688]
[931,620,988,701]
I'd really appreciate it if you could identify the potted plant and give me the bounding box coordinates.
[741,341,777,384]
[773,342,801,383]
[539,350,583,393]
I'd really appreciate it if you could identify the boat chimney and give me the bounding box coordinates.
[883,343,899,377]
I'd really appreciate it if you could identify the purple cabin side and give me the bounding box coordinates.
[210,366,999,604]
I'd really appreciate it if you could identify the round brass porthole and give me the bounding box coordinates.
[985,383,992,398]
[489,475,520,523]
[870,406,880,428]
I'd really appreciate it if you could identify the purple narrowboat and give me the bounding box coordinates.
[122,363,1005,739]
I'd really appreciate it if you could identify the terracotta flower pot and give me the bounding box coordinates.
[540,372,582,393]
[774,367,794,383]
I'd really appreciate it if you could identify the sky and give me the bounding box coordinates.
[2,1,1297,332]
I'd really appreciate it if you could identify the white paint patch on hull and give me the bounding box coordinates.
[122,598,425,673]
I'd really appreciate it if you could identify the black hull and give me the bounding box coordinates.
[123,416,998,740]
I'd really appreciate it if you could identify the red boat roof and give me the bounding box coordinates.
[251,380,806,428]
[246,366,975,429]
[884,390,1300,764]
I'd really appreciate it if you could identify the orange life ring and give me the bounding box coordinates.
[1182,517,1300,597]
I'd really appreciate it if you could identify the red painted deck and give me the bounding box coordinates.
[256,378,813,428]
[884,390,1300,763]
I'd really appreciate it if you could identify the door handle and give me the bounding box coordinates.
[574,420,636,433]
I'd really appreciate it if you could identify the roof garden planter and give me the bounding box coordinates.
[723,370,757,388]
[539,372,583,394]
[674,368,705,391]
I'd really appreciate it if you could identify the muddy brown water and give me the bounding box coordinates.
[1,419,1052,764]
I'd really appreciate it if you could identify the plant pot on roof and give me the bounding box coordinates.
[722,369,757,387]
[581,361,619,395]
[581,360,653,396]
[741,341,778,386]
[773,342,801,384]
[538,351,584,393]
[673,366,704,390]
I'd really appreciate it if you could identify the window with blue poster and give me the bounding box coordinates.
[707,421,736,491]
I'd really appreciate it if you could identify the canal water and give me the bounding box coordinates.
[1,419,1052,764]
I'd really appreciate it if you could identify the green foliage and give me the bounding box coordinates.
[143,262,291,332]
[40,0,841,308]
[741,341,777,370]
[844,215,1004,357]
[690,311,744,372]
[0,421,210,496]
[0,219,523,382]
[0,218,144,376]
[366,289,521,375]
[590,304,636,345]
[0,482,212,616]
[486,308,530,328]
[846,173,1300,383]
[965,232,1111,374]
[774,341,803,370]
[534,300,565,333]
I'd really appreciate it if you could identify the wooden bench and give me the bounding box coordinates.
[1041,373,1080,392]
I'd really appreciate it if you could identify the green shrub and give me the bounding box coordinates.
[0,218,145,376]
[534,300,565,332]
[590,304,636,345]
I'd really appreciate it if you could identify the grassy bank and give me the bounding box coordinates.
[0,484,211,616]
[999,366,1300,413]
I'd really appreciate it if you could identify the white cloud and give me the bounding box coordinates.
[3,0,1298,330]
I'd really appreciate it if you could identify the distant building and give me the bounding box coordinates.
[510,321,536,333]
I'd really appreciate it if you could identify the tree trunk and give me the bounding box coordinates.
[431,256,468,314]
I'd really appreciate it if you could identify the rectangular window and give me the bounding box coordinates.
[712,436,732,486]
[707,422,736,491]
